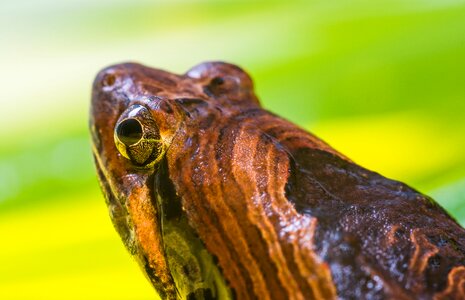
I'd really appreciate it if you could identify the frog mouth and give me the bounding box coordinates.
[94,159,123,214]
[92,150,118,207]
[92,152,136,254]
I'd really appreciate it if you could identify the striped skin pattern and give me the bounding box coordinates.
[90,62,465,300]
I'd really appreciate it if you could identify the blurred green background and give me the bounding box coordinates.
[1,0,465,299]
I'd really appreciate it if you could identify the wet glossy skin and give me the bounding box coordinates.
[90,62,465,300]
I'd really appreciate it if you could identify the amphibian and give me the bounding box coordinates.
[90,62,465,300]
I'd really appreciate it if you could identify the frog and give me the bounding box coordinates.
[90,61,465,300]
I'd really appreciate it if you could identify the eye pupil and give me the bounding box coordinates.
[211,77,224,85]
[116,118,143,145]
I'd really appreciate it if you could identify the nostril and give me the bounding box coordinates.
[102,73,116,87]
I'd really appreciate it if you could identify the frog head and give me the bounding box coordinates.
[89,62,255,299]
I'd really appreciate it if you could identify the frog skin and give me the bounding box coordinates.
[90,62,465,300]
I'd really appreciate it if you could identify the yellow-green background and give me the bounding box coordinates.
[1,1,465,299]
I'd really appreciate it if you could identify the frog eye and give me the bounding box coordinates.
[116,119,143,145]
[203,75,239,97]
[114,105,164,166]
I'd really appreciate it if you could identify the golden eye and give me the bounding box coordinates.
[114,105,164,166]
[116,118,143,145]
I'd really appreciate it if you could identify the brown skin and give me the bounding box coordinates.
[90,62,465,300]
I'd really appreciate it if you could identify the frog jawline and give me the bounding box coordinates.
[93,154,136,254]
